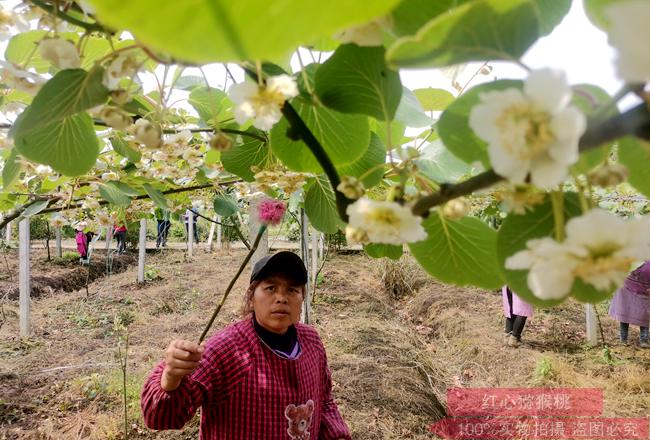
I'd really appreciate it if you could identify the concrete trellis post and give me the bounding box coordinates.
[207,215,217,252]
[318,232,325,262]
[105,226,113,252]
[216,215,222,250]
[249,198,268,267]
[188,210,194,258]
[19,218,30,337]
[55,227,62,258]
[5,221,12,242]
[300,209,311,324]
[310,227,318,290]
[585,304,598,345]
[137,218,146,283]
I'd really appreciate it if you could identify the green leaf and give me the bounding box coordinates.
[391,0,473,36]
[21,200,50,218]
[296,63,319,98]
[416,139,470,183]
[111,181,140,196]
[304,175,345,234]
[12,67,109,138]
[221,138,272,181]
[496,193,613,306]
[584,0,620,30]
[305,36,340,52]
[88,0,401,63]
[370,119,405,150]
[79,35,114,70]
[338,132,386,188]
[110,136,141,163]
[270,98,369,172]
[14,112,99,176]
[99,181,132,206]
[386,0,541,68]
[122,95,155,117]
[142,183,168,209]
[438,79,522,167]
[2,150,21,189]
[188,87,229,123]
[394,87,434,128]
[5,30,50,73]
[213,194,239,218]
[413,88,455,111]
[572,84,616,117]
[364,243,403,260]
[619,137,650,199]
[532,0,571,36]
[174,75,206,91]
[315,44,402,121]
[571,84,615,174]
[204,149,220,165]
[409,213,503,289]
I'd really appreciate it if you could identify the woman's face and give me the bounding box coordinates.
[251,272,304,334]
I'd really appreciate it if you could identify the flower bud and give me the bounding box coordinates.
[110,89,131,105]
[101,171,119,181]
[337,176,365,200]
[442,197,469,220]
[345,225,369,244]
[38,37,80,69]
[99,106,132,131]
[133,119,161,148]
[588,164,628,187]
[209,133,233,151]
[405,147,420,159]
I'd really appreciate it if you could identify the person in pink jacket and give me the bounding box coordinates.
[75,221,88,259]
[502,286,534,347]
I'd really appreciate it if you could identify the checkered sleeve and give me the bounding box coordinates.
[141,326,253,432]
[319,346,352,440]
[140,361,207,430]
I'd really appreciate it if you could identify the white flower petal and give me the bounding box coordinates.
[528,258,575,300]
[547,106,586,164]
[505,249,535,269]
[529,154,568,188]
[267,74,298,99]
[524,68,571,114]
[565,209,625,249]
[228,82,258,104]
[469,102,500,142]
[606,1,650,82]
[488,142,530,183]
[347,197,426,245]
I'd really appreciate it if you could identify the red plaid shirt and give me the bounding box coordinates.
[141,317,352,439]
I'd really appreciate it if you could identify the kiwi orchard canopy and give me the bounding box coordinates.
[0,0,649,308]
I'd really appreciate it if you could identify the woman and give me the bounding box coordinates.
[141,251,351,440]
[114,223,127,253]
[609,261,650,348]
[502,285,534,347]
[75,221,88,259]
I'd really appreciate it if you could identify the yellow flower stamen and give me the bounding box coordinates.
[496,103,556,159]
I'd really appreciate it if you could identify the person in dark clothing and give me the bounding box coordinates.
[154,207,171,248]
[114,224,127,253]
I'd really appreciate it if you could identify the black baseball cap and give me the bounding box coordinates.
[250,251,308,285]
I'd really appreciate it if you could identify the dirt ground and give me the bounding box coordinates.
[0,248,137,300]
[1,248,649,439]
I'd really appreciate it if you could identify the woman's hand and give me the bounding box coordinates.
[160,339,205,391]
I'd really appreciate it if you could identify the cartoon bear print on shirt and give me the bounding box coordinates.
[285,399,314,440]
